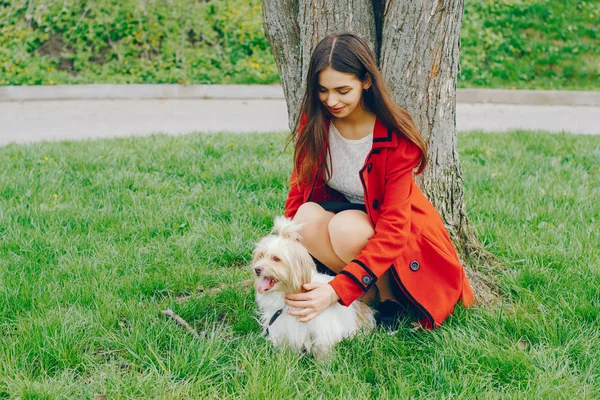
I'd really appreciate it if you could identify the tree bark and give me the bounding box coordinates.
[262,0,499,303]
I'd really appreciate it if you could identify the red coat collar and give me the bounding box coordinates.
[324,116,398,149]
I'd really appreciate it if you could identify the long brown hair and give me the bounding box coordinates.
[290,32,428,185]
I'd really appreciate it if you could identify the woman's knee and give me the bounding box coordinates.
[293,202,333,244]
[294,202,324,222]
[328,211,374,257]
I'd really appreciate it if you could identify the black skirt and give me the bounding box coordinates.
[315,201,367,214]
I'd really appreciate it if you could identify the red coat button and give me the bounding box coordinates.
[410,261,420,271]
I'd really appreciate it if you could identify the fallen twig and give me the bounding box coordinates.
[161,308,200,339]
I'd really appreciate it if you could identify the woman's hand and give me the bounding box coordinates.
[285,282,340,322]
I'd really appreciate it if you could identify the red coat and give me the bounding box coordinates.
[284,116,474,328]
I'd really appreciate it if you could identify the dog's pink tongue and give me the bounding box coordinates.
[257,277,273,293]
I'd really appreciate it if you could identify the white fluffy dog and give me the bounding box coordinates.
[252,216,375,356]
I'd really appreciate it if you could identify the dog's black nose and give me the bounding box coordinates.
[254,267,263,276]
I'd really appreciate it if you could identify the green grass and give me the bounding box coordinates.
[1,0,598,89]
[0,131,599,398]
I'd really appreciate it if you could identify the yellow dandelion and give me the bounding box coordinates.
[53,194,58,199]
[50,80,55,85]
[44,156,49,161]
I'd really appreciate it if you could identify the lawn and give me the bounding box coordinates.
[0,131,598,398]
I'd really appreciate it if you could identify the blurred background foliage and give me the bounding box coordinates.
[0,0,598,89]
[460,0,599,90]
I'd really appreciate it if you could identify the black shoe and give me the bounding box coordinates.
[376,300,403,330]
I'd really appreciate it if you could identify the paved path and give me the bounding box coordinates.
[1,99,599,146]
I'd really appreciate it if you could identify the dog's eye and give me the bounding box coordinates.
[271,255,281,262]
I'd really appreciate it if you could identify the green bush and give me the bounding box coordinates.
[0,0,279,85]
[460,0,599,90]
[0,0,598,89]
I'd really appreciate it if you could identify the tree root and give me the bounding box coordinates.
[455,226,505,308]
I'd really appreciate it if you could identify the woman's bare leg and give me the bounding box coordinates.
[293,204,400,305]
[328,210,400,305]
[292,202,347,271]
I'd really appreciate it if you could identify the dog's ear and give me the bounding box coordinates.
[272,216,303,242]
[287,243,316,293]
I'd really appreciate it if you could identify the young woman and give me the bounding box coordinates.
[283,33,474,329]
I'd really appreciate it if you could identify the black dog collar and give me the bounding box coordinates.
[266,308,284,334]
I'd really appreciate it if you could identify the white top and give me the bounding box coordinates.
[326,122,373,204]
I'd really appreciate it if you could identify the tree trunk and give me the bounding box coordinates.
[262,0,499,303]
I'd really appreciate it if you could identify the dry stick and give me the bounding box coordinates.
[104,21,124,64]
[162,280,253,337]
[199,33,224,60]
[64,5,91,49]
[161,309,200,339]
[136,2,151,60]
